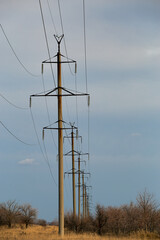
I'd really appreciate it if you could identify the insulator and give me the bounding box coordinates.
[88,153,90,161]
[42,129,44,140]
[88,95,90,106]
[75,62,77,73]
[29,97,32,108]
[76,129,78,140]
[41,63,44,74]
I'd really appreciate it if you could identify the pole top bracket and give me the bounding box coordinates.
[54,34,64,52]
[54,34,64,43]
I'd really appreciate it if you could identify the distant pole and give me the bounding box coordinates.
[57,36,64,236]
[78,156,81,221]
[87,196,89,217]
[72,126,76,218]
[85,185,87,218]
[82,173,85,218]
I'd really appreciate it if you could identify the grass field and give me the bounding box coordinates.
[0,225,159,240]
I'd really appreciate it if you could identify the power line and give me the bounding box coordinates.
[57,0,75,76]
[1,20,57,187]
[56,1,74,142]
[63,144,70,199]
[57,0,79,151]
[0,24,40,78]
[75,73,81,152]
[0,121,35,146]
[61,70,71,124]
[41,73,57,149]
[29,108,57,185]
[0,92,28,110]
[39,0,56,88]
[61,70,72,146]
[42,139,57,185]
[75,74,79,129]
[88,105,90,163]
[82,0,90,163]
[46,0,58,35]
[82,0,88,93]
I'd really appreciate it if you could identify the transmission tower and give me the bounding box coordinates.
[80,170,90,218]
[63,123,78,217]
[30,35,89,236]
[75,153,88,220]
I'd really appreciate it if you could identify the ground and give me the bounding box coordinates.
[0,225,159,240]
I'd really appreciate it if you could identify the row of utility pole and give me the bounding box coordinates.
[64,127,91,221]
[30,35,91,237]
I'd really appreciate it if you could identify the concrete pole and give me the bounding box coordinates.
[87,197,89,217]
[57,41,64,236]
[72,128,76,217]
[78,157,81,221]
[85,185,87,218]
[82,173,85,218]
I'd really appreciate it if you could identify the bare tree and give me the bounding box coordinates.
[95,204,107,235]
[0,200,20,228]
[136,190,159,232]
[122,202,140,233]
[19,204,37,228]
[0,207,6,226]
[64,211,79,232]
[106,206,124,235]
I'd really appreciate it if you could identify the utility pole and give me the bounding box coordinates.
[82,173,85,218]
[64,125,78,218]
[76,156,86,221]
[85,184,87,218]
[81,171,91,219]
[71,125,76,217]
[78,156,81,221]
[85,185,92,218]
[30,34,89,237]
[76,154,87,221]
[30,35,64,236]
[57,35,64,236]
[65,145,89,220]
[87,196,90,217]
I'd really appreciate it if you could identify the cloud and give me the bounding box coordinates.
[131,133,142,137]
[146,48,160,57]
[18,158,36,165]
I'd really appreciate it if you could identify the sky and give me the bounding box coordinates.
[1,0,160,221]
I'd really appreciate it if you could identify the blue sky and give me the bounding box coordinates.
[1,0,160,221]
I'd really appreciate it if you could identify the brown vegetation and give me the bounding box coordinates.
[0,190,160,239]
[0,224,159,240]
[0,200,37,228]
[64,190,160,237]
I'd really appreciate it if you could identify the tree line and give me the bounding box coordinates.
[1,190,160,237]
[0,200,37,228]
[64,190,160,236]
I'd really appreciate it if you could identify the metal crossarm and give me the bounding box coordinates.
[30,87,89,100]
[65,150,89,157]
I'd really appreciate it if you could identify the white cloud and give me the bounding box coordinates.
[146,48,160,57]
[18,158,36,165]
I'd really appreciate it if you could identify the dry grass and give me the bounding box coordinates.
[0,225,159,240]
